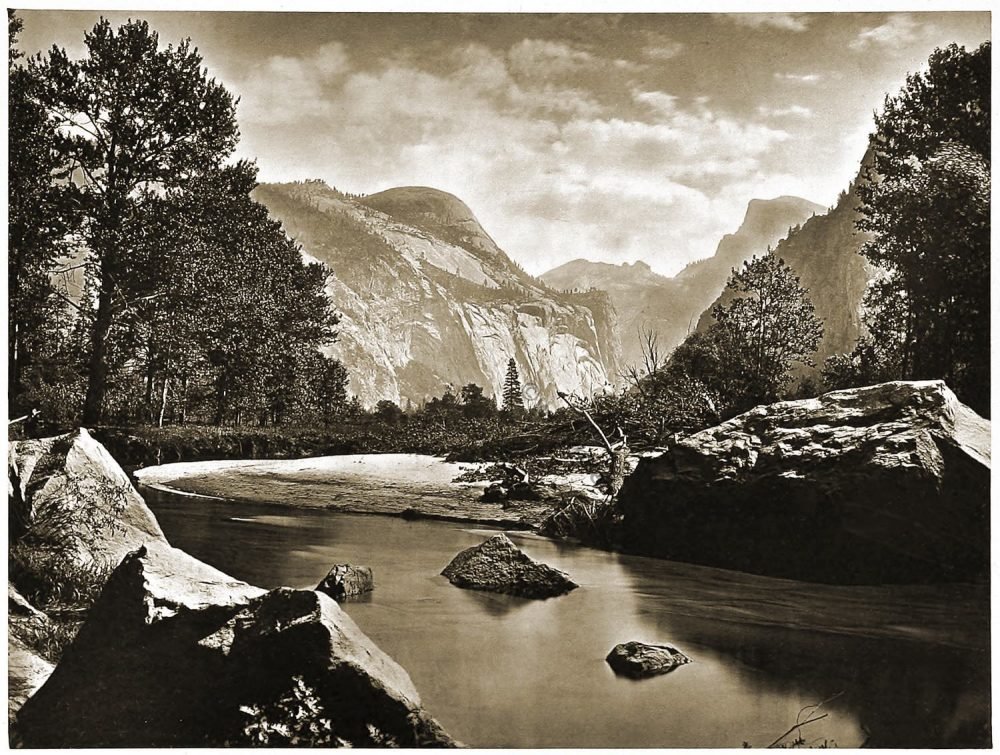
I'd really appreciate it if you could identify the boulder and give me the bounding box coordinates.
[14,543,453,747]
[441,533,578,599]
[605,641,691,679]
[618,381,991,584]
[316,564,374,601]
[8,636,54,724]
[8,428,167,562]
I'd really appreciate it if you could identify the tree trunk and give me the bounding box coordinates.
[158,377,170,428]
[81,271,115,426]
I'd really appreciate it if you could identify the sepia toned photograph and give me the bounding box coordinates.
[6,4,991,748]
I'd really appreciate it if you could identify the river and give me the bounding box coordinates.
[141,479,990,748]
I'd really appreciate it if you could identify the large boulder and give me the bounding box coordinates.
[8,636,54,725]
[9,428,166,562]
[618,381,990,584]
[316,564,374,601]
[14,543,453,747]
[441,533,578,598]
[605,641,691,679]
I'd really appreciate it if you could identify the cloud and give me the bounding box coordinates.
[757,104,813,118]
[507,38,596,78]
[774,72,821,83]
[726,14,811,32]
[850,13,921,50]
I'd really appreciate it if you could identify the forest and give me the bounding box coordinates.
[8,12,990,461]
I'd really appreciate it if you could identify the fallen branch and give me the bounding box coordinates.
[766,713,829,748]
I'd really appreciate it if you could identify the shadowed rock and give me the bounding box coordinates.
[316,564,374,601]
[619,380,991,584]
[441,533,577,599]
[14,544,453,747]
[606,641,691,679]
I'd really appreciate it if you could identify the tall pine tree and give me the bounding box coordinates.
[502,358,524,413]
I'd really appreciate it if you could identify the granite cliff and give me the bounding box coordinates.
[252,182,620,409]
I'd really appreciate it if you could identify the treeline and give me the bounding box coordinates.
[9,14,342,429]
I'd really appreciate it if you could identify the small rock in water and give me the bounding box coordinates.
[606,641,691,679]
[441,533,577,599]
[316,564,374,601]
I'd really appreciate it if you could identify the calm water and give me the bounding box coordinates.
[144,486,990,748]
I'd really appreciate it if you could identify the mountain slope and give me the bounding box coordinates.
[252,181,620,409]
[542,196,824,370]
[696,164,875,378]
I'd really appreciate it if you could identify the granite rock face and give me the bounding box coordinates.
[252,181,620,409]
[618,381,990,584]
[605,642,691,679]
[441,533,578,599]
[316,564,374,601]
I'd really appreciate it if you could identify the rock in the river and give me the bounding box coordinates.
[606,641,691,679]
[8,428,166,562]
[316,564,374,601]
[618,380,991,584]
[441,533,577,599]
[14,543,453,747]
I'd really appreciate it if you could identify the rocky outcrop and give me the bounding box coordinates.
[253,181,620,409]
[605,642,691,679]
[618,381,990,584]
[441,533,577,599]
[541,196,824,369]
[9,432,454,747]
[9,428,167,562]
[15,543,453,747]
[316,564,374,601]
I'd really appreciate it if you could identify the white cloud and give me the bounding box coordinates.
[850,13,921,50]
[727,14,811,32]
[507,38,596,78]
[774,72,821,83]
[757,104,813,118]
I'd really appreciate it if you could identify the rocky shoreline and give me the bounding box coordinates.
[8,430,456,747]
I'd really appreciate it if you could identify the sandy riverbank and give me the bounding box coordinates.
[134,453,566,527]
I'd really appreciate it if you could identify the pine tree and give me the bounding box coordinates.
[502,358,524,413]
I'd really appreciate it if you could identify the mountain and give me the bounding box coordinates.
[252,181,620,409]
[695,161,875,378]
[541,196,824,370]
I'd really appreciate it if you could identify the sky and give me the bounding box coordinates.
[15,9,991,277]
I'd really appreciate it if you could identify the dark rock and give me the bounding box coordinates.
[606,641,691,679]
[399,506,422,520]
[480,482,508,503]
[441,533,577,599]
[619,381,991,584]
[316,564,374,601]
[14,543,453,747]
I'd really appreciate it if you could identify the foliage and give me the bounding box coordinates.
[10,613,84,664]
[10,546,114,611]
[707,252,823,412]
[855,41,990,415]
[32,17,240,423]
[234,676,343,747]
[8,11,81,413]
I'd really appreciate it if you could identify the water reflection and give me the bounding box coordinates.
[145,487,989,748]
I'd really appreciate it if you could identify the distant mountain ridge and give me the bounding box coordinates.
[542,195,825,370]
[697,161,876,378]
[252,181,620,409]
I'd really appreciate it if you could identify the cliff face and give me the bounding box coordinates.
[696,165,876,376]
[541,196,823,370]
[252,182,619,409]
